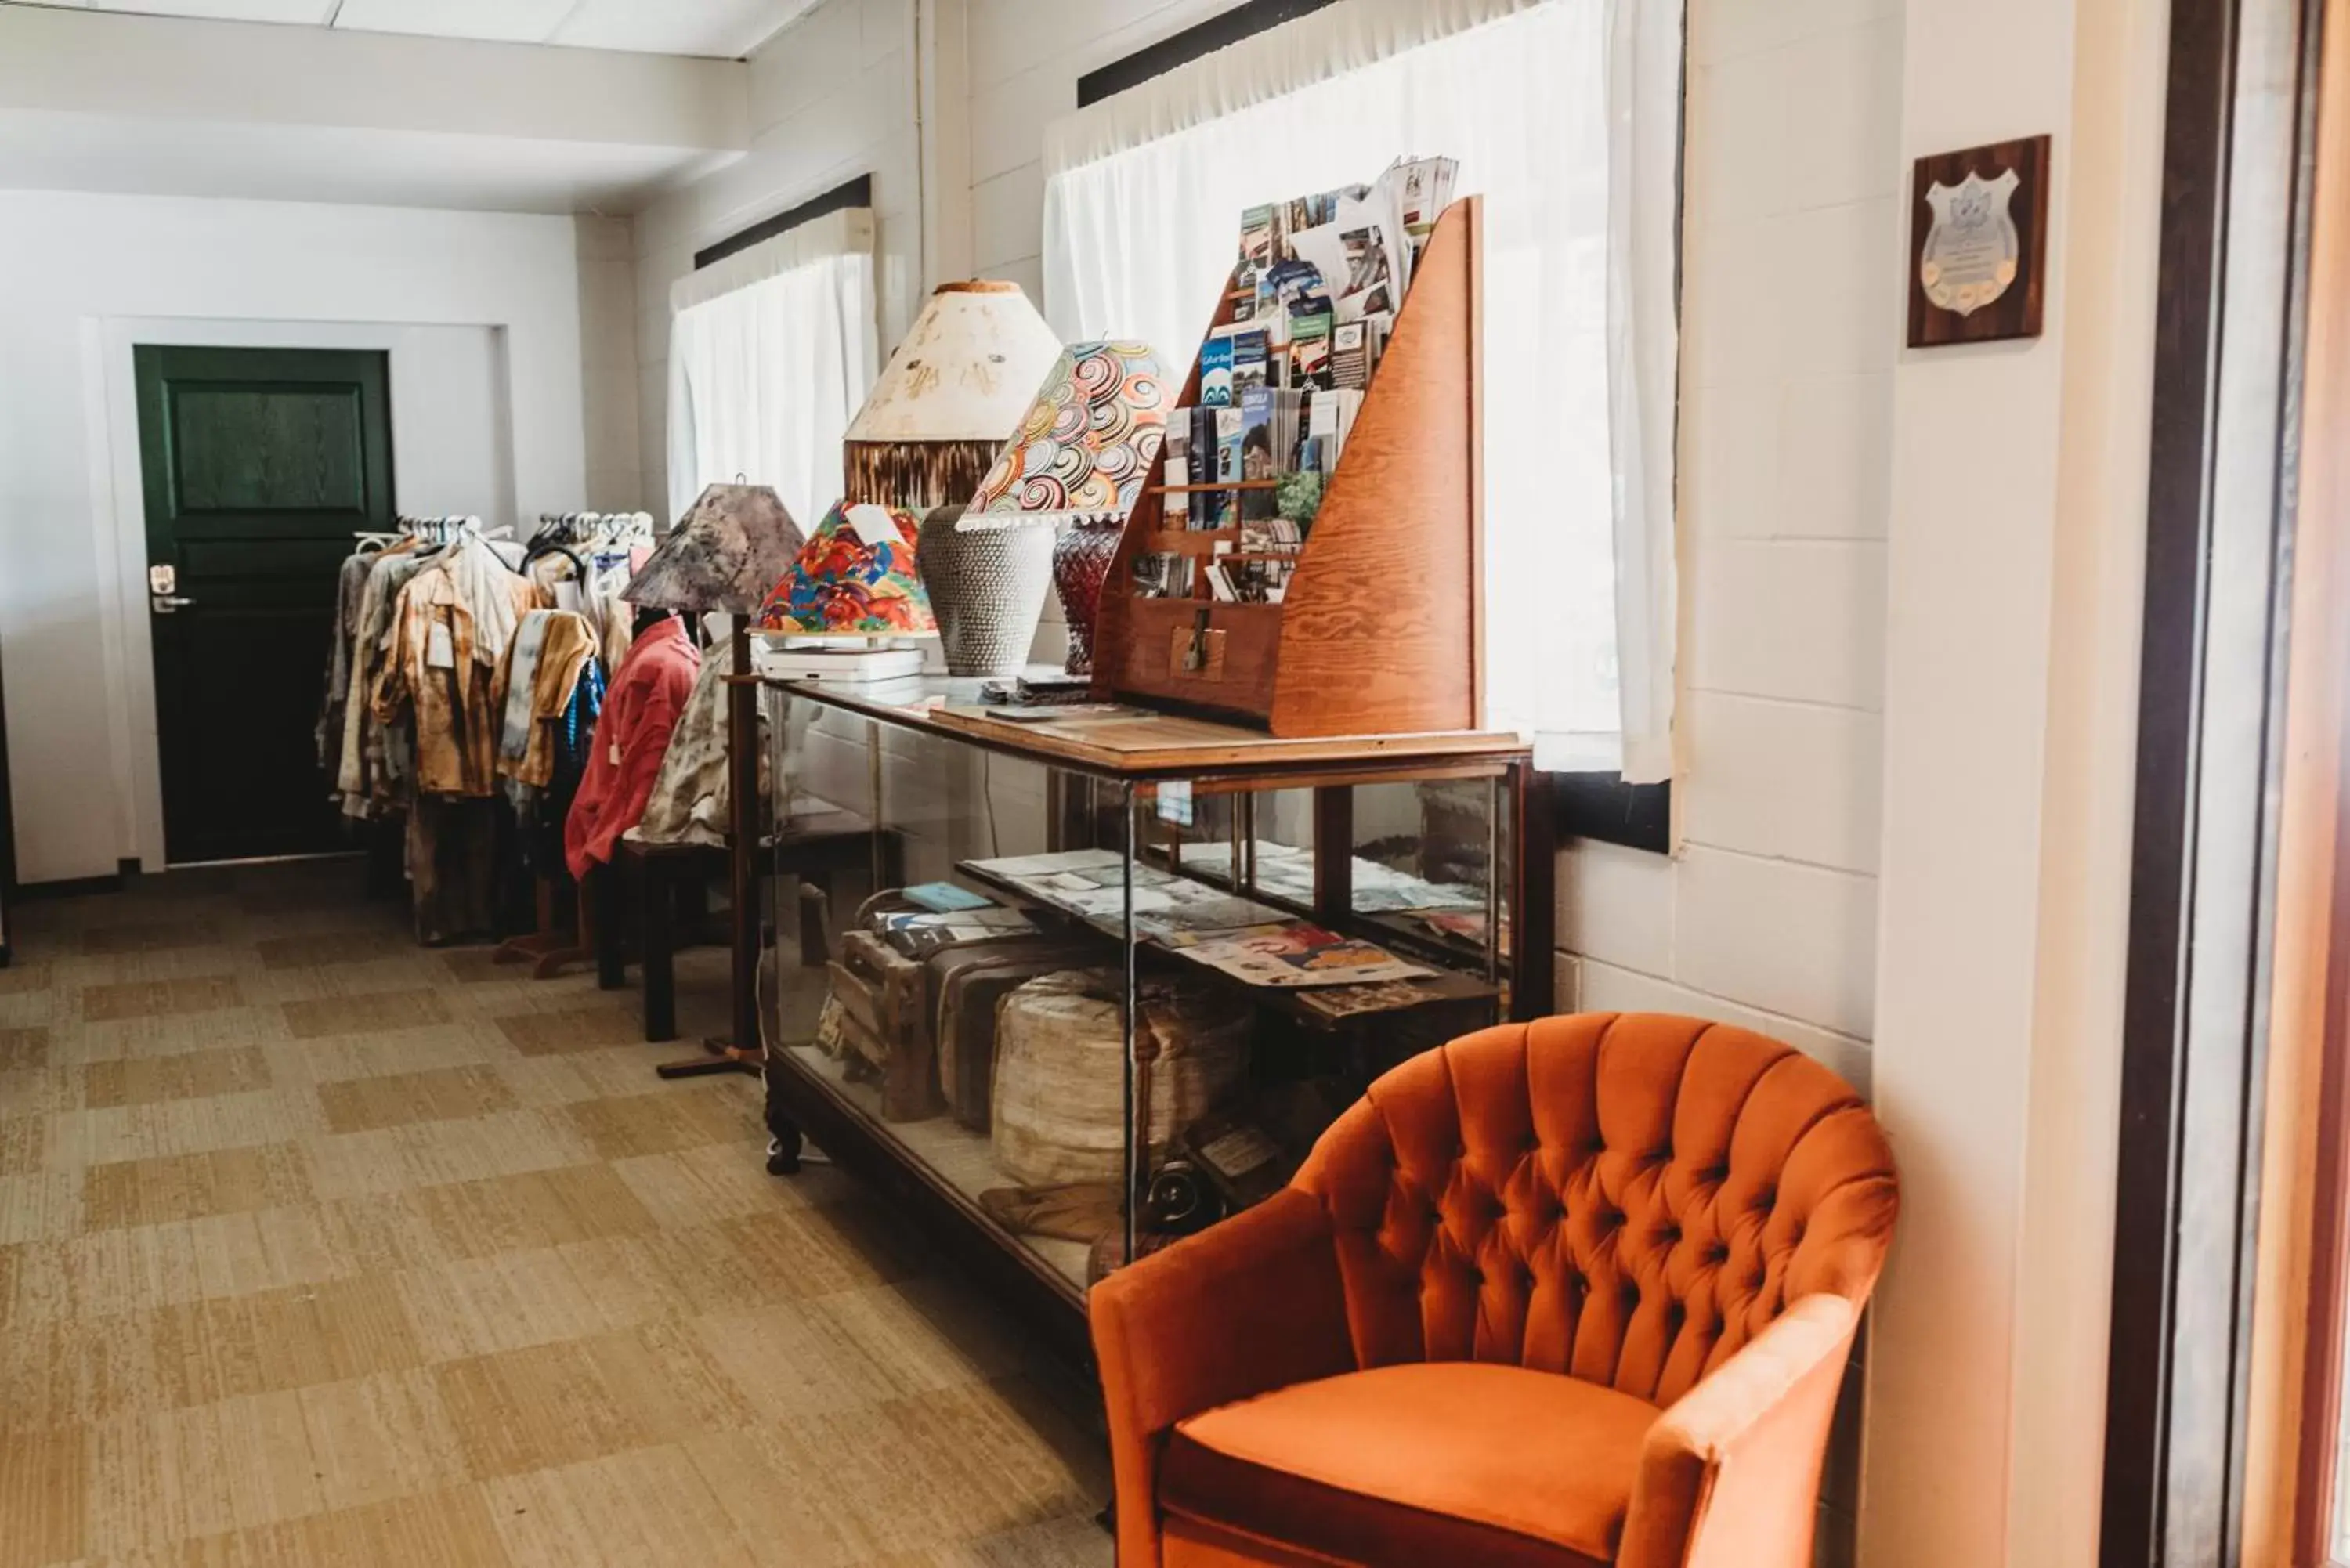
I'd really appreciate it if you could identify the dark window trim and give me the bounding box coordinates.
[1078,0,1342,107]
[693,172,874,272]
[1551,774,1670,856]
[2099,0,2325,1559]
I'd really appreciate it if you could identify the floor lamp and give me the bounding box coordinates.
[624,482,805,1081]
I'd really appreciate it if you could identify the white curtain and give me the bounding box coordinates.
[1041,0,1682,779]
[667,207,880,530]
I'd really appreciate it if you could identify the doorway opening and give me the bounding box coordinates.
[132,344,396,865]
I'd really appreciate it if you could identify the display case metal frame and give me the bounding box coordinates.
[757,672,1535,1371]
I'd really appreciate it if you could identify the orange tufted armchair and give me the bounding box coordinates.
[1090,1013,1899,1568]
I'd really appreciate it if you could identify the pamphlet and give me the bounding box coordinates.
[1296,979,1446,1019]
[1199,336,1235,406]
[1166,922,1435,988]
[903,882,992,912]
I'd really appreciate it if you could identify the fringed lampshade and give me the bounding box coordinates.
[843,281,1066,511]
[954,341,1170,676]
[758,500,938,638]
[624,482,804,613]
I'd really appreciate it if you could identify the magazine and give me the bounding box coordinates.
[877,907,1038,957]
[1296,979,1446,1019]
[1167,922,1434,989]
[902,882,992,912]
[967,848,1126,881]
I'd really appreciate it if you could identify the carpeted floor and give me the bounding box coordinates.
[0,860,1113,1567]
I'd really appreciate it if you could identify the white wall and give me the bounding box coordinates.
[1554,0,1901,1102]
[1860,0,2164,1560]
[0,190,602,884]
[575,215,645,513]
[634,0,925,522]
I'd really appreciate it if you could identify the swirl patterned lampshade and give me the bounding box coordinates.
[757,500,938,638]
[954,341,1170,532]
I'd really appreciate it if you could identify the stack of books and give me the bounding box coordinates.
[1131,156,1458,608]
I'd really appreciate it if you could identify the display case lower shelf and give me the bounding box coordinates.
[766,1042,1094,1339]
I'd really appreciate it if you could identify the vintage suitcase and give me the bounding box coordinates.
[831,928,938,1121]
[929,938,1097,1133]
[991,970,1253,1187]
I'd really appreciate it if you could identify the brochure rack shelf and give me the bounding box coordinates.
[1094,196,1485,738]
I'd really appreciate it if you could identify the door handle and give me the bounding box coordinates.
[150,594,195,614]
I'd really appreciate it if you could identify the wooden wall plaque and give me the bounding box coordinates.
[1907,135,2052,348]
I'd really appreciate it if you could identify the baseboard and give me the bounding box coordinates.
[16,862,133,901]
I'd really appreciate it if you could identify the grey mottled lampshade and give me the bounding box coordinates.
[624,483,805,614]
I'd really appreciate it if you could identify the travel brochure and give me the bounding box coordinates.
[1296,978,1455,1020]
[1156,923,1434,989]
[1177,839,1486,916]
[963,847,1432,990]
[877,906,1037,958]
[1133,155,1458,605]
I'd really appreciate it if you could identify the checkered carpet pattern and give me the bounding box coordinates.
[0,862,1109,1567]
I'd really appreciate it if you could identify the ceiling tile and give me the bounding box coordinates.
[84,0,338,22]
[551,0,816,59]
[331,0,577,44]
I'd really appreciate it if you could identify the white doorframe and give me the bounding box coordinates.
[88,317,514,870]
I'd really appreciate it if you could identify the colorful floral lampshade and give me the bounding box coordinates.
[757,500,938,638]
[955,341,1170,532]
[844,280,1066,511]
[624,482,804,614]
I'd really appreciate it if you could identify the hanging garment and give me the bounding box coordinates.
[407,793,498,945]
[582,550,638,673]
[562,616,699,879]
[627,648,766,851]
[524,659,606,880]
[318,547,379,772]
[374,537,545,798]
[491,606,602,789]
[337,544,432,813]
[494,610,555,776]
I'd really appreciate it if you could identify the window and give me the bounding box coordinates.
[1040,0,1683,783]
[667,204,880,527]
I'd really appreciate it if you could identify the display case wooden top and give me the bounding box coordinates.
[762,671,1527,782]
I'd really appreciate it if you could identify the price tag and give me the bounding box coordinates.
[845,503,902,548]
[426,622,456,670]
[1155,780,1195,826]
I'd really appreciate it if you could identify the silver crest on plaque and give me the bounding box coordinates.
[1919,168,2022,318]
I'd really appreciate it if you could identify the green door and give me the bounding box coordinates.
[134,345,396,864]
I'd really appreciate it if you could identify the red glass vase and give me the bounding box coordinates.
[1052,517,1123,677]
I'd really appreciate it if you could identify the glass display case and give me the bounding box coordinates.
[757,671,1535,1360]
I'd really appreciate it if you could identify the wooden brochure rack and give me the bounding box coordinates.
[1093,196,1485,737]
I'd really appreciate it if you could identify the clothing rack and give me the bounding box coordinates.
[396,514,512,545]
[532,511,655,547]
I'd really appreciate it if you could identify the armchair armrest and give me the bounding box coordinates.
[1618,1292,1861,1568]
[1089,1187,1357,1568]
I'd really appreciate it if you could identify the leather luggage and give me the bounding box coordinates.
[831,927,938,1121]
[928,938,1096,1133]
